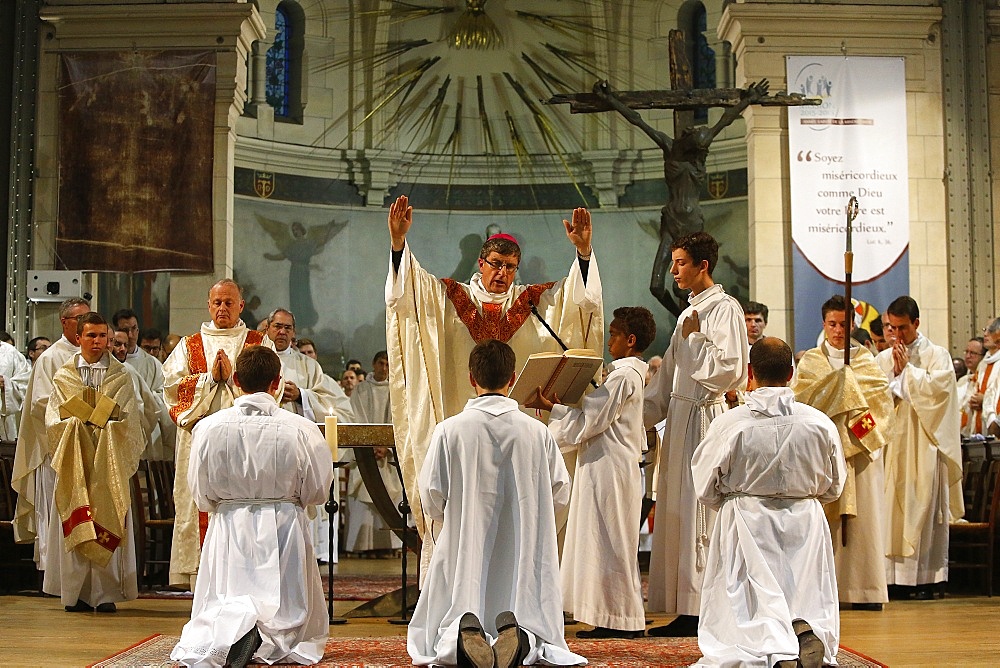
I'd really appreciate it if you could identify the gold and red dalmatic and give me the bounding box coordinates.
[442,279,554,344]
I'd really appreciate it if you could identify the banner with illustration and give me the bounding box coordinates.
[787,56,909,351]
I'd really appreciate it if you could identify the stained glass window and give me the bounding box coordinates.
[691,4,715,123]
[266,6,290,117]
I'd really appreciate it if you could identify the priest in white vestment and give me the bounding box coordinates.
[642,232,748,636]
[540,307,656,638]
[876,296,963,593]
[12,296,91,569]
[693,337,846,668]
[344,350,401,554]
[171,346,331,668]
[792,295,894,609]
[266,307,353,563]
[113,311,175,461]
[385,194,603,571]
[350,350,391,423]
[957,338,984,436]
[113,308,166,393]
[960,319,1000,436]
[407,340,585,667]
[163,280,270,590]
[43,313,144,612]
[111,329,161,451]
[0,339,31,442]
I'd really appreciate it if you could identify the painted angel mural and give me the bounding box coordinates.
[256,215,347,332]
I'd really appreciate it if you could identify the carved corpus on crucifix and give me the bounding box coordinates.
[547,30,820,316]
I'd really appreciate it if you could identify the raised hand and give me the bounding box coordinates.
[745,79,770,102]
[563,207,593,256]
[388,195,413,251]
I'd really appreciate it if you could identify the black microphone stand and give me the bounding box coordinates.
[529,300,599,389]
[326,461,348,625]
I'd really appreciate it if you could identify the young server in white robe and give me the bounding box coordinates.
[171,346,332,668]
[407,339,586,668]
[876,296,963,597]
[530,306,656,638]
[642,231,749,636]
[692,337,846,668]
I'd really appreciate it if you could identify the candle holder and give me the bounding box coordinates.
[327,461,349,625]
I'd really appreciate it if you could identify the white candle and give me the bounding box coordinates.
[325,415,338,461]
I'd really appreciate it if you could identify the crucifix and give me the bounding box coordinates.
[547,30,820,316]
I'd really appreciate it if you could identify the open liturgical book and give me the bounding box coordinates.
[510,349,604,405]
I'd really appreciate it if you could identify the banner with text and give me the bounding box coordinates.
[787,56,909,352]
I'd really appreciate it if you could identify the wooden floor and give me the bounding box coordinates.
[4,559,1000,667]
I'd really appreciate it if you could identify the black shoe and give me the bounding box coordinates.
[647,614,698,637]
[95,602,117,613]
[225,626,262,668]
[494,611,530,668]
[792,619,824,668]
[913,585,934,601]
[65,600,94,613]
[457,612,495,668]
[851,602,883,611]
[576,626,644,639]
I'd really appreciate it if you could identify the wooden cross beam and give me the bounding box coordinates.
[546,87,822,114]
[547,31,819,116]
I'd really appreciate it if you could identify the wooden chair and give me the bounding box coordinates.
[0,447,41,592]
[950,458,1000,596]
[130,459,175,589]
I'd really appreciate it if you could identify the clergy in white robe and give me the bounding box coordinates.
[43,314,144,611]
[171,347,331,668]
[350,351,391,423]
[693,337,846,668]
[163,280,270,589]
[344,350,399,553]
[120,325,175,462]
[792,295,895,608]
[112,328,173,462]
[542,307,656,636]
[961,321,1000,436]
[642,233,748,634]
[11,296,91,568]
[0,340,31,442]
[266,308,353,564]
[957,336,986,436]
[876,297,963,589]
[385,195,603,572]
[407,339,585,667]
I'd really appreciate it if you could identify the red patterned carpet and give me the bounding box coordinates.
[139,574,402,602]
[88,633,887,668]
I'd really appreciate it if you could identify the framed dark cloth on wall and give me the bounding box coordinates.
[57,50,216,273]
